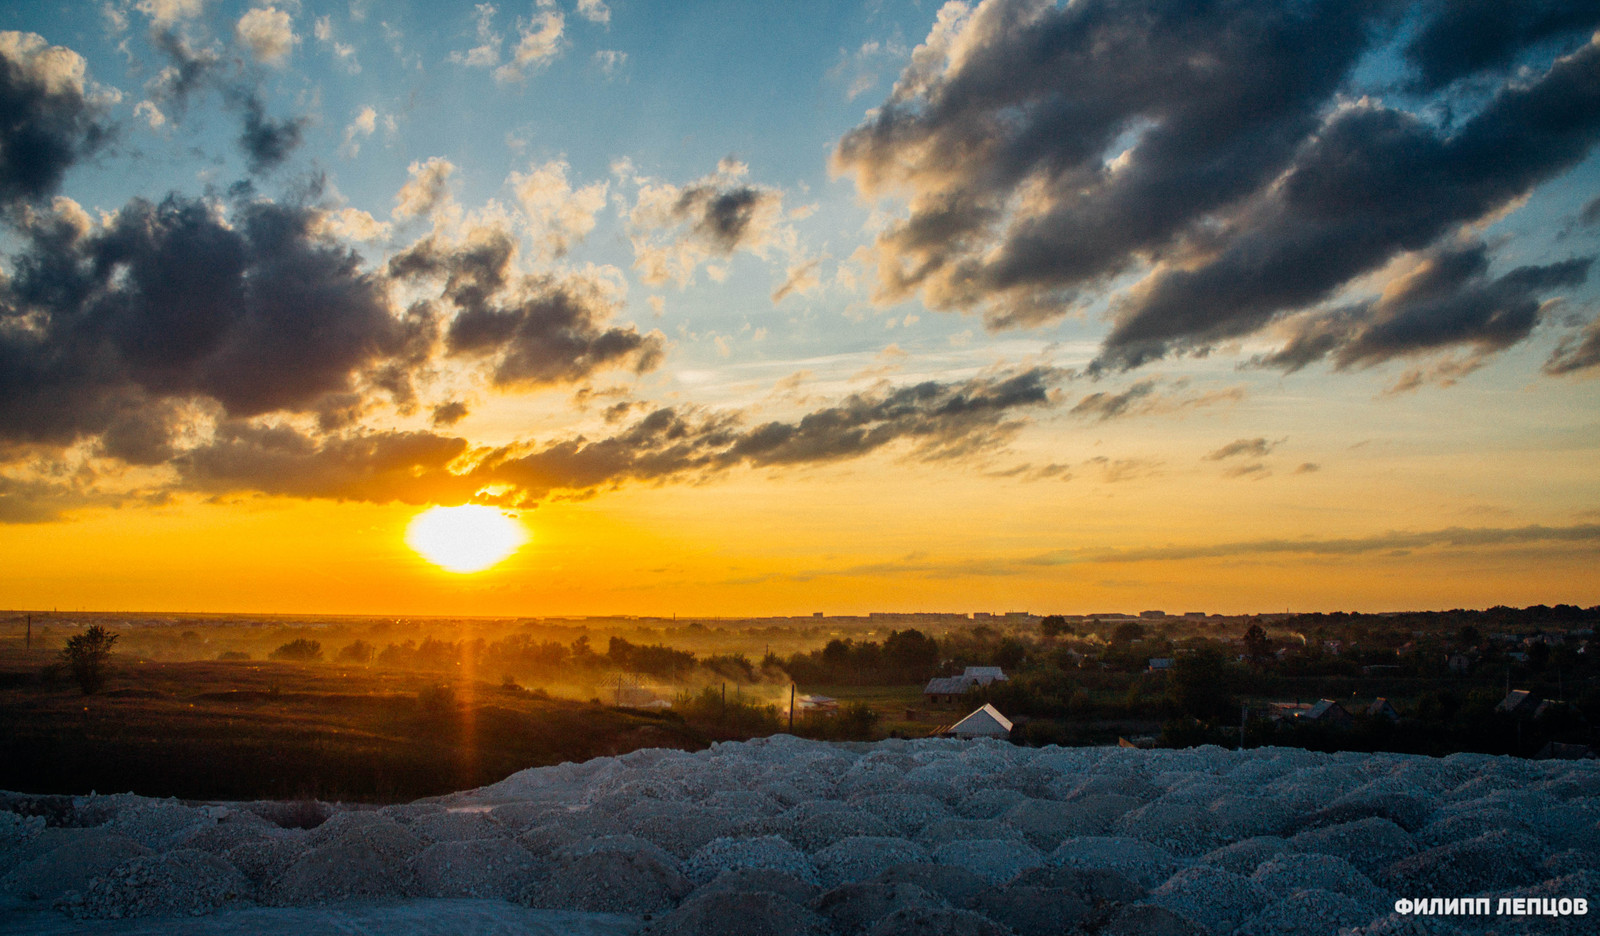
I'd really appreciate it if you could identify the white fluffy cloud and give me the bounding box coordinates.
[235,6,298,66]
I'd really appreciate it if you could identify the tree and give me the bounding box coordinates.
[1166,646,1237,722]
[269,639,323,662]
[1039,615,1072,637]
[336,640,374,664]
[1243,624,1272,664]
[60,625,118,695]
[1111,621,1147,644]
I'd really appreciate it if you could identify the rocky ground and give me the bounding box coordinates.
[2,737,1596,935]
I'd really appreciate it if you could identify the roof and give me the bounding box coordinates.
[961,666,1007,683]
[1305,699,1349,720]
[924,677,971,695]
[1147,657,1174,669]
[1367,697,1398,716]
[1496,689,1535,714]
[949,703,1013,737]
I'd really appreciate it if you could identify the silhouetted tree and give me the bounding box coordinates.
[269,639,323,662]
[1243,624,1272,664]
[60,625,118,695]
[1039,615,1072,637]
[336,640,374,664]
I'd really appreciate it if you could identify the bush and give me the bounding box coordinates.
[335,640,374,664]
[269,639,323,662]
[217,650,251,661]
[59,625,118,695]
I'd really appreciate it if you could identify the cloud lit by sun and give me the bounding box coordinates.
[406,506,528,573]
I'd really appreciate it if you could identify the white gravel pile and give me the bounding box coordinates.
[929,838,1044,884]
[1149,865,1271,935]
[1250,853,1389,913]
[407,838,540,899]
[812,836,932,888]
[3,739,1597,935]
[685,835,819,886]
[1051,835,1181,888]
[62,849,252,919]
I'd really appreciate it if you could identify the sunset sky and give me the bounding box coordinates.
[1,0,1597,617]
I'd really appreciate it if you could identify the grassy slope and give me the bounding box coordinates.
[0,650,711,802]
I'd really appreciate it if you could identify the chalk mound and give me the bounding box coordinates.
[4,738,1598,935]
[64,849,252,919]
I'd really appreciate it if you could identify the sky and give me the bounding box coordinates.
[0,0,1597,617]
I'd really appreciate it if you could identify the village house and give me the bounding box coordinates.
[1303,699,1356,729]
[1495,689,1541,718]
[922,666,1009,703]
[1367,698,1400,722]
[933,703,1013,740]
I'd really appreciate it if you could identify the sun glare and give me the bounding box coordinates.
[406,505,528,574]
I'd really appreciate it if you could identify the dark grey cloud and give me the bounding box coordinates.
[1403,0,1600,92]
[388,230,666,387]
[1069,380,1156,421]
[1098,40,1600,369]
[1545,316,1600,374]
[171,367,1064,508]
[146,28,222,115]
[236,93,306,174]
[1580,194,1600,227]
[1204,438,1279,461]
[835,0,1393,325]
[430,401,469,427]
[180,423,473,505]
[0,32,113,206]
[0,194,404,451]
[1256,243,1592,372]
[675,185,773,254]
[837,0,1600,375]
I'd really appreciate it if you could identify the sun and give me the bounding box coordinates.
[405,505,528,573]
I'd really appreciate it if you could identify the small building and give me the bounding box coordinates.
[923,677,971,703]
[923,667,1008,703]
[1303,699,1355,729]
[795,694,838,715]
[1367,698,1400,722]
[962,666,1008,686]
[1496,689,1541,718]
[1147,657,1174,673]
[935,703,1013,740]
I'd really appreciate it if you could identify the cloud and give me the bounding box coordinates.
[144,28,222,115]
[1204,438,1280,461]
[1255,243,1592,374]
[236,6,298,66]
[576,0,610,26]
[1069,380,1156,421]
[393,156,456,221]
[772,257,824,303]
[105,365,1064,512]
[1545,316,1600,375]
[431,401,469,427]
[1029,522,1600,566]
[452,3,503,69]
[1068,378,1245,422]
[387,227,665,387]
[1096,42,1600,370]
[1403,0,1600,92]
[629,159,791,288]
[507,158,608,258]
[181,423,474,505]
[236,93,307,174]
[340,105,377,158]
[493,5,565,83]
[833,0,1600,374]
[1582,194,1600,227]
[135,0,205,29]
[0,31,113,206]
[592,49,626,77]
[467,365,1062,504]
[0,194,409,454]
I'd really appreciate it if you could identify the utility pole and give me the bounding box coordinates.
[26,614,30,651]
[788,683,795,732]
[1240,703,1248,750]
